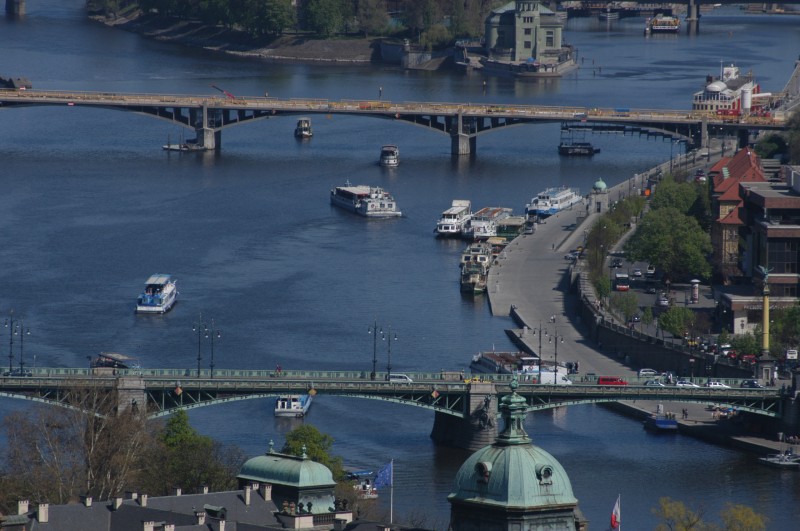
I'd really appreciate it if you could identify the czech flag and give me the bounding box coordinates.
[611,495,621,529]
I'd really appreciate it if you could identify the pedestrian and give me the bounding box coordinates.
[378,86,383,99]
[552,242,555,250]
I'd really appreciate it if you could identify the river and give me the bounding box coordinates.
[1,2,798,527]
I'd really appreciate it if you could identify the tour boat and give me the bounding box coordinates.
[525,187,582,218]
[558,142,600,156]
[435,200,472,237]
[274,394,313,418]
[645,14,680,34]
[330,182,402,218]
[758,451,800,469]
[294,118,313,138]
[463,207,512,240]
[460,241,493,294]
[598,8,619,20]
[379,144,399,167]
[136,274,178,314]
[643,413,679,432]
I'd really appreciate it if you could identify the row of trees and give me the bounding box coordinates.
[88,0,504,44]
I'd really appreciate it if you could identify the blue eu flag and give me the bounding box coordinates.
[374,461,393,488]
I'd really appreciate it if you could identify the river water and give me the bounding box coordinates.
[1,2,798,527]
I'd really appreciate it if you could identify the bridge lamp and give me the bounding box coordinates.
[549,329,565,373]
[368,320,382,380]
[383,327,397,380]
[532,323,548,382]
[192,313,206,378]
[4,310,15,373]
[205,319,221,379]
[14,321,30,373]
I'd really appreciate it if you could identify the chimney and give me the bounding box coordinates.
[140,494,148,507]
[201,484,209,494]
[259,483,272,501]
[195,511,206,525]
[164,525,175,531]
[219,521,226,531]
[143,522,156,531]
[17,500,29,515]
[251,482,259,492]
[37,503,49,523]
[112,496,124,510]
[244,485,251,506]
[172,487,182,496]
[81,495,93,507]
[125,491,138,500]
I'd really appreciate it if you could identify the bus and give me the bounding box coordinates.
[614,272,630,291]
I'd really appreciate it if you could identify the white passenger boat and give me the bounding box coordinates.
[379,144,399,167]
[525,187,582,218]
[274,394,313,418]
[330,182,402,218]
[435,199,472,237]
[463,207,512,240]
[758,451,800,469]
[136,274,178,314]
[294,118,313,138]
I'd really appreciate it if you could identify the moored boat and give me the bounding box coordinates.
[758,451,800,469]
[436,200,472,237]
[558,141,600,156]
[464,207,512,240]
[479,55,578,79]
[274,394,313,418]
[330,182,402,218]
[644,413,679,432]
[525,187,582,218]
[294,118,313,138]
[598,8,619,20]
[379,144,399,167]
[460,241,493,294]
[136,274,178,314]
[347,470,379,499]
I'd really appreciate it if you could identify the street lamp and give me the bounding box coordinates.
[532,322,548,382]
[368,320,381,380]
[192,313,205,377]
[549,327,565,374]
[15,320,30,373]
[383,326,397,380]
[4,310,15,373]
[205,318,221,379]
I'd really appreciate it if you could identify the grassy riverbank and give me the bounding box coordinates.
[93,10,380,64]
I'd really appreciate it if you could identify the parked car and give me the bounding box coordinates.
[598,376,628,386]
[658,297,670,307]
[646,264,656,276]
[739,353,758,364]
[740,379,765,388]
[644,379,666,387]
[2,368,32,377]
[645,286,657,294]
[638,368,658,377]
[704,380,730,389]
[632,268,643,277]
[564,252,578,261]
[675,380,700,388]
[611,258,623,268]
[630,314,641,323]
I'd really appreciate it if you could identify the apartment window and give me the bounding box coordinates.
[546,31,554,47]
[524,41,531,49]
[524,28,532,35]
[767,239,799,274]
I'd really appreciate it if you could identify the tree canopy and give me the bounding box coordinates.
[281,424,345,479]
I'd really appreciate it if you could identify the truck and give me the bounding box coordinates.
[537,370,573,385]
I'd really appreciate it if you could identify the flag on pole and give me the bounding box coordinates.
[374,461,393,488]
[611,495,621,529]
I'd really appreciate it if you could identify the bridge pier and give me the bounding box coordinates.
[685,0,700,34]
[5,0,24,15]
[116,376,146,414]
[197,127,221,150]
[430,382,498,451]
[450,113,476,155]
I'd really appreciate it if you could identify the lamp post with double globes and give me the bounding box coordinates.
[206,319,221,379]
[383,326,398,381]
[549,328,565,375]
[368,320,381,380]
[15,320,30,374]
[532,322,548,383]
[4,310,15,373]
[192,313,206,377]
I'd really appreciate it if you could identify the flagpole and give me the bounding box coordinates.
[618,494,621,531]
[390,459,394,524]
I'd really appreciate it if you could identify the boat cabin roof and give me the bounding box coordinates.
[144,274,172,286]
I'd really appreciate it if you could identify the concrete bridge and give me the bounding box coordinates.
[0,368,783,450]
[0,88,789,155]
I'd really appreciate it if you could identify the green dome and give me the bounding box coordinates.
[238,452,336,489]
[593,178,608,191]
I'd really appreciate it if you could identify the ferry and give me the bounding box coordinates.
[274,394,313,418]
[464,207,512,240]
[379,144,399,167]
[645,14,680,34]
[479,55,578,79]
[435,200,472,237]
[644,413,679,432]
[294,118,313,138]
[330,182,402,218]
[525,187,582,218]
[136,274,178,314]
[460,242,493,294]
[558,141,600,156]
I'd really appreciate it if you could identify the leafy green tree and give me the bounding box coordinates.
[594,274,611,302]
[357,0,389,36]
[420,23,451,50]
[642,306,654,327]
[754,133,787,160]
[610,291,639,322]
[652,497,706,531]
[716,502,767,531]
[623,207,712,281]
[658,306,695,339]
[282,424,345,479]
[768,305,800,355]
[305,0,344,36]
[784,109,800,163]
[650,175,699,215]
[731,333,759,356]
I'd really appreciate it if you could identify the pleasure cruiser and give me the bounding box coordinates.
[379,144,399,167]
[274,394,313,418]
[525,187,582,218]
[330,183,402,218]
[464,207,512,240]
[136,274,178,314]
[435,200,472,237]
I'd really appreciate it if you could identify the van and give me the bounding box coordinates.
[387,374,413,384]
[598,376,628,386]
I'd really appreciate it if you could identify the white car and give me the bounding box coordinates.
[632,268,643,277]
[644,379,666,387]
[638,368,658,377]
[675,380,700,388]
[705,380,730,389]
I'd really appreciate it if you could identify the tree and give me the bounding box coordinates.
[357,0,389,36]
[717,503,767,531]
[650,175,699,215]
[658,306,695,339]
[420,23,451,50]
[305,0,344,36]
[281,424,344,479]
[256,0,296,36]
[594,274,611,302]
[731,333,759,356]
[642,306,654,327]
[610,291,639,322]
[652,497,707,531]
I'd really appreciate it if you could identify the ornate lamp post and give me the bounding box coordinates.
[15,320,30,373]
[383,326,397,380]
[549,327,565,374]
[532,322,548,383]
[206,318,221,379]
[4,310,15,373]
[192,313,206,377]
[368,320,381,380]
